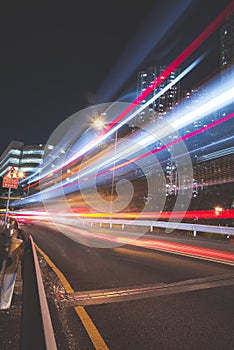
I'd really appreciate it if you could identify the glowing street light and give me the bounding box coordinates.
[214,206,223,216]
[92,117,105,130]
[18,171,24,179]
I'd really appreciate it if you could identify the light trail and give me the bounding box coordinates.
[136,113,234,163]
[20,57,202,193]
[97,1,234,130]
[10,208,234,222]
[82,112,233,180]
[71,0,234,156]
[33,70,234,192]
[8,209,234,264]
[14,3,234,214]
[16,107,233,206]
[96,1,193,103]
[36,69,234,197]
[20,1,234,190]
[126,238,234,265]
[39,57,202,181]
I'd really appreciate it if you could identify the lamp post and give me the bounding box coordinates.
[92,117,118,218]
[4,188,11,227]
[109,129,118,217]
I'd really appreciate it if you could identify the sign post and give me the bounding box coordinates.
[4,188,11,227]
[2,167,19,226]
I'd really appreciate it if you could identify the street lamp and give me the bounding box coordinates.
[214,206,223,216]
[18,171,24,179]
[92,117,105,130]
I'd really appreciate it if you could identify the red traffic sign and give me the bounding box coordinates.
[2,167,19,189]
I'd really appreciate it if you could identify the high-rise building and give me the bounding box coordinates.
[136,65,180,123]
[181,10,234,202]
[180,87,219,156]
[0,140,44,178]
[0,141,44,204]
[152,66,180,116]
[136,65,181,195]
[220,10,234,84]
[220,8,234,122]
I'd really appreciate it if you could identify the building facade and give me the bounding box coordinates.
[0,140,44,178]
[0,141,44,203]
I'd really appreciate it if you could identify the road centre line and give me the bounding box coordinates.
[35,243,109,350]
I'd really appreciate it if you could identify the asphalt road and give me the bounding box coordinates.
[21,223,234,350]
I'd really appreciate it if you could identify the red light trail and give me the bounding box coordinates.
[101,1,234,129]
[20,2,234,195]
[93,112,234,176]
[40,1,234,176]
[130,238,234,265]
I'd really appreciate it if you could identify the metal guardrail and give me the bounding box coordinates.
[20,234,57,350]
[0,236,23,309]
[81,218,234,237]
[30,235,57,350]
[0,219,24,309]
[0,217,57,349]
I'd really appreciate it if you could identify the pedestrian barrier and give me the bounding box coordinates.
[80,218,234,237]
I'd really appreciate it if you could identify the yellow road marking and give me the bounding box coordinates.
[75,306,109,350]
[35,243,74,293]
[35,243,109,349]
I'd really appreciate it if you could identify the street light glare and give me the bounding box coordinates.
[93,117,105,130]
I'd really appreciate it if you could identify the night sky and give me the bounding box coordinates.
[0,0,232,154]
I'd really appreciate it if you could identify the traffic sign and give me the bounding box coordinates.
[2,167,19,189]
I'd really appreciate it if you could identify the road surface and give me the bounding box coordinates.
[21,223,234,350]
